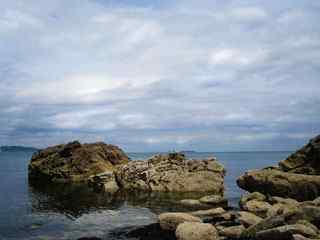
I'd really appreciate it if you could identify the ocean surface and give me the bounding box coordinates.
[0,151,291,240]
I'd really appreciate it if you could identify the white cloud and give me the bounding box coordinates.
[209,48,268,66]
[0,0,319,151]
[229,7,268,22]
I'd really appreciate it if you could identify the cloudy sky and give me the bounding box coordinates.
[0,0,319,152]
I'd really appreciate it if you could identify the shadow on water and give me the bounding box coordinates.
[28,179,216,218]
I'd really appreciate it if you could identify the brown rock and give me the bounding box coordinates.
[175,222,219,240]
[158,212,202,231]
[28,141,129,182]
[238,211,263,228]
[219,225,245,239]
[115,153,225,193]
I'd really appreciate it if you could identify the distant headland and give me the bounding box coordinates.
[0,146,38,152]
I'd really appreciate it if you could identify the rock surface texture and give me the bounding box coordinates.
[237,135,320,201]
[28,141,129,182]
[115,153,225,193]
[175,222,219,240]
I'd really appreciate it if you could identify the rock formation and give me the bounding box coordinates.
[28,141,129,182]
[114,152,225,194]
[237,135,320,201]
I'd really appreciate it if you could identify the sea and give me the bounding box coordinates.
[0,150,291,240]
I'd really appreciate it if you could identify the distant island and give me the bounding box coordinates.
[0,146,38,152]
[179,150,198,154]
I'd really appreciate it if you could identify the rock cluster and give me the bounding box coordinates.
[29,142,225,195]
[28,141,129,182]
[114,152,225,193]
[157,192,320,240]
[237,135,320,201]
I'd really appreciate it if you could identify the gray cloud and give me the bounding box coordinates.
[0,0,319,151]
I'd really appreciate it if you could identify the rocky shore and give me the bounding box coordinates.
[237,135,320,201]
[28,135,320,240]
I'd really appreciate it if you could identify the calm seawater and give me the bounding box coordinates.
[0,151,290,240]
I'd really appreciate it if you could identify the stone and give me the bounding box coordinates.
[88,171,119,193]
[190,207,226,218]
[158,212,202,231]
[241,199,272,218]
[237,169,320,201]
[255,224,318,240]
[292,234,314,240]
[270,196,299,206]
[237,211,263,228]
[239,192,266,209]
[279,135,320,174]
[179,199,211,209]
[115,153,225,193]
[199,195,228,208]
[29,141,129,182]
[218,225,245,239]
[175,222,219,240]
[237,135,320,201]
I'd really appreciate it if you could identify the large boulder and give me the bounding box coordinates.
[175,222,219,240]
[28,141,129,182]
[115,153,225,193]
[279,135,320,174]
[237,169,320,201]
[237,135,320,201]
[158,212,202,231]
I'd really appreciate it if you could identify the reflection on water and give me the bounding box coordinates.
[28,179,213,218]
[0,151,291,240]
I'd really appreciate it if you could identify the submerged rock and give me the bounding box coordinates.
[115,152,225,193]
[237,135,320,201]
[28,141,129,182]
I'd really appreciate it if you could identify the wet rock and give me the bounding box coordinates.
[115,153,225,193]
[237,211,263,228]
[29,141,129,182]
[158,212,202,231]
[175,222,219,240]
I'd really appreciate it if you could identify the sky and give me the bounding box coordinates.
[0,0,319,152]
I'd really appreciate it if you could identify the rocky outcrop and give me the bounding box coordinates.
[237,169,320,201]
[115,153,225,193]
[237,135,320,201]
[28,141,129,182]
[279,135,320,174]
